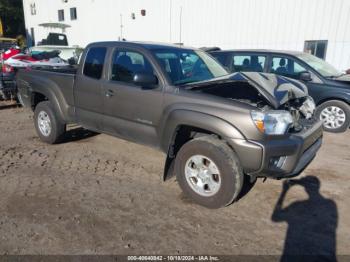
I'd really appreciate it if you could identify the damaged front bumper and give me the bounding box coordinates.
[228,120,323,179]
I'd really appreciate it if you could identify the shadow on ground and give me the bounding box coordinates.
[272,176,338,262]
[0,102,19,110]
[62,126,99,143]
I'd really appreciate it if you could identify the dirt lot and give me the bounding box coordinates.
[0,104,349,256]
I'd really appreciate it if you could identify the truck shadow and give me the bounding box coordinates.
[62,126,99,143]
[271,176,338,262]
[0,102,20,110]
[236,175,257,201]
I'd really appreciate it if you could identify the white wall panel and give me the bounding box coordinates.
[23,0,350,70]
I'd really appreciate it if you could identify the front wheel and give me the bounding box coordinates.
[175,136,244,209]
[316,100,350,133]
[34,101,66,144]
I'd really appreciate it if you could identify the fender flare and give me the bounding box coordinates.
[160,109,245,152]
[160,110,245,181]
[316,92,350,106]
[28,76,70,122]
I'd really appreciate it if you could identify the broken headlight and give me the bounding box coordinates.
[251,110,293,135]
[299,96,316,119]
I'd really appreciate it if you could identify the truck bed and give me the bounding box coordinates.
[30,66,78,75]
[17,67,76,110]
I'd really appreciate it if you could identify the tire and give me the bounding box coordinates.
[34,101,66,144]
[237,174,257,201]
[316,100,350,133]
[16,92,24,106]
[175,136,244,209]
[0,89,9,100]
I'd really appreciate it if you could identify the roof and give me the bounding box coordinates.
[87,41,198,50]
[39,23,71,29]
[210,49,305,55]
[0,37,16,42]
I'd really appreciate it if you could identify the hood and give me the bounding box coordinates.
[332,74,350,83]
[185,72,308,109]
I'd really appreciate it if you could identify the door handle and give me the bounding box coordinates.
[105,89,114,97]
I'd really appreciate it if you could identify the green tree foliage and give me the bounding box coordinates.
[0,0,25,37]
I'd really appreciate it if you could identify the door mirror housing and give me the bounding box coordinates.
[133,73,158,88]
[299,71,312,82]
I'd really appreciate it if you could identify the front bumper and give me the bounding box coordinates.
[228,120,323,179]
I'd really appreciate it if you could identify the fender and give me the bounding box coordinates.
[160,109,245,153]
[316,90,350,105]
[160,109,245,181]
[25,71,73,122]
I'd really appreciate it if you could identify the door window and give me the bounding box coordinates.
[270,57,308,79]
[58,9,64,21]
[111,50,154,83]
[83,47,107,79]
[231,55,266,72]
[153,50,227,85]
[70,8,77,20]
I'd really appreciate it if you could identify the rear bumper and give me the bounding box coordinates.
[228,120,323,179]
[0,72,16,93]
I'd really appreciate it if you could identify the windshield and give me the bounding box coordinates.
[152,49,228,85]
[296,53,342,78]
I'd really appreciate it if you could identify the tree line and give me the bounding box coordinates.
[0,0,25,38]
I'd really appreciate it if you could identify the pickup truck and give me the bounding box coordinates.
[17,41,323,208]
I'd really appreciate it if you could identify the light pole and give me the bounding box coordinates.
[120,14,123,40]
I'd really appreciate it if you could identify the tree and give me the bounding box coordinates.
[0,0,25,37]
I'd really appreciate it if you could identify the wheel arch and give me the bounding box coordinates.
[316,96,350,106]
[28,78,69,123]
[160,110,244,181]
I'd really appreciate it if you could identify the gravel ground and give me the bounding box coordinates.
[0,104,349,256]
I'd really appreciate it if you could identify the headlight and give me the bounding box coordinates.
[251,110,293,135]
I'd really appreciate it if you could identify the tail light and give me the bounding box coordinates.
[2,64,14,73]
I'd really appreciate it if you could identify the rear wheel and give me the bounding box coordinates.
[175,136,244,208]
[0,89,9,100]
[16,92,24,106]
[316,100,350,133]
[34,101,66,144]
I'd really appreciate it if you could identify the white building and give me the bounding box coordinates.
[23,0,350,70]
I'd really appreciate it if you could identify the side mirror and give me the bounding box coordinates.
[68,57,76,65]
[133,73,158,88]
[299,71,312,82]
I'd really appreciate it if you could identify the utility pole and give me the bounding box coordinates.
[120,14,123,40]
[179,6,182,44]
[0,18,3,37]
[169,0,172,42]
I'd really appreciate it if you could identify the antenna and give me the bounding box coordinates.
[120,14,123,40]
[179,6,182,44]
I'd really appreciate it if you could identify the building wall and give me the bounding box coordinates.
[23,0,350,70]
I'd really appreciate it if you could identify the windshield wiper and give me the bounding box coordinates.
[326,73,346,79]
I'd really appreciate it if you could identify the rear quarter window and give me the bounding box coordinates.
[210,52,229,66]
[232,55,266,72]
[83,47,107,79]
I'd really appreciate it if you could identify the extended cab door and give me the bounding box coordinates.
[101,48,164,147]
[74,47,107,130]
